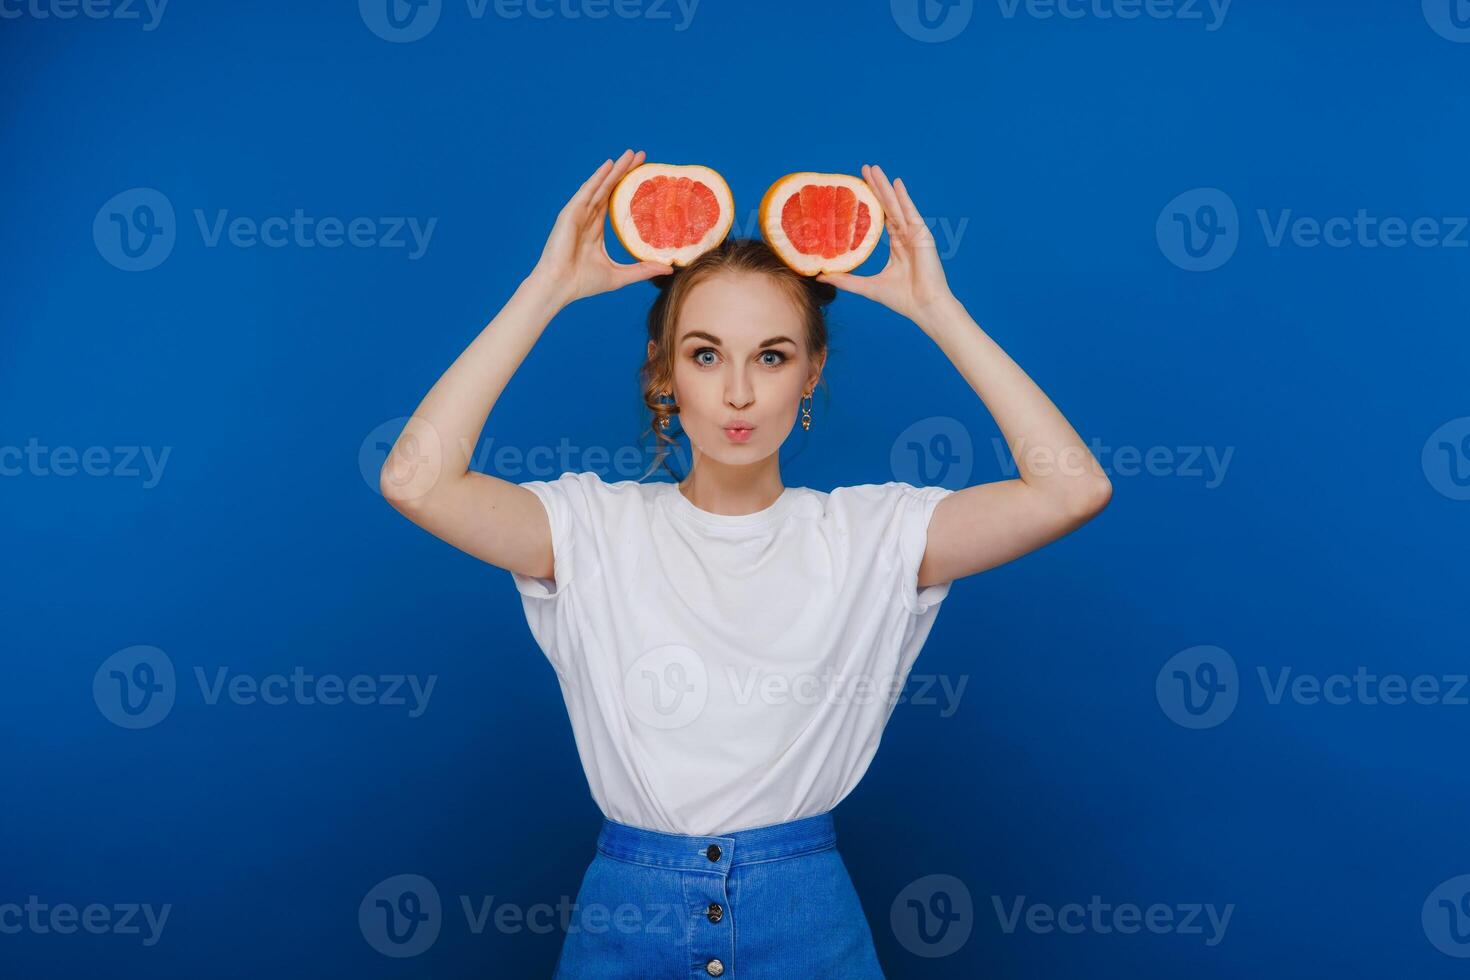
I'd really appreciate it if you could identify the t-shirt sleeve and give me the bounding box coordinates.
[889,482,956,616]
[509,470,593,600]
[509,470,609,676]
[831,481,957,617]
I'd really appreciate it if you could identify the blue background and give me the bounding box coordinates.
[3,0,1468,975]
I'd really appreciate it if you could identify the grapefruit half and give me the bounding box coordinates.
[759,172,885,275]
[608,163,735,267]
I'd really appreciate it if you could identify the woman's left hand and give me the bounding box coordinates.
[816,164,957,323]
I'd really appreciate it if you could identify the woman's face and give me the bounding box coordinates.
[656,271,822,467]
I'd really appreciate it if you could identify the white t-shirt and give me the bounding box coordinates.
[510,471,955,836]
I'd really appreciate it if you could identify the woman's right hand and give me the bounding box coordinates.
[528,148,674,309]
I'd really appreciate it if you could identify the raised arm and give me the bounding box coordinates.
[379,148,672,579]
[818,164,1112,586]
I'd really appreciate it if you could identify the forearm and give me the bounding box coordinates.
[382,271,566,503]
[915,295,1110,508]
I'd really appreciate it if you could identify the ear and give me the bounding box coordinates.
[807,351,827,388]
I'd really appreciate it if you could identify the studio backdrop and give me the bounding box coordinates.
[2,1,1468,977]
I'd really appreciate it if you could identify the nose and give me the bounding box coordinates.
[724,364,753,410]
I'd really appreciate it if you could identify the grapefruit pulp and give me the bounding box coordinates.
[608,163,735,267]
[759,172,885,275]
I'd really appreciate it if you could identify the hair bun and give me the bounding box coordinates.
[806,276,838,308]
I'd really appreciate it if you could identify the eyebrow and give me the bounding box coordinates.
[680,330,798,349]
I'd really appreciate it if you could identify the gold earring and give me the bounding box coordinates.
[800,390,813,431]
[658,392,674,430]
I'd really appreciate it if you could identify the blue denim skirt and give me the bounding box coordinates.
[553,810,886,978]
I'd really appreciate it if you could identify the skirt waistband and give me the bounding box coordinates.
[596,811,837,872]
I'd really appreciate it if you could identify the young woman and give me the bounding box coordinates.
[380,148,1112,978]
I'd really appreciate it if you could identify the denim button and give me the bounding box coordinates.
[705,844,721,862]
[705,958,725,976]
[707,902,723,923]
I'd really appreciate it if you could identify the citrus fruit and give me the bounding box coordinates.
[608,163,735,267]
[759,172,885,275]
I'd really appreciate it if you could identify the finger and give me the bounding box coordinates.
[591,148,638,210]
[892,178,936,246]
[865,169,907,252]
[860,164,890,225]
[892,177,926,229]
[615,258,675,288]
[815,270,877,301]
[571,157,615,209]
[865,164,907,235]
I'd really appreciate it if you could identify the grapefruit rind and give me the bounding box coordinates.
[608,163,735,267]
[758,172,886,276]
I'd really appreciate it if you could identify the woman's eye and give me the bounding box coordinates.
[692,348,785,367]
